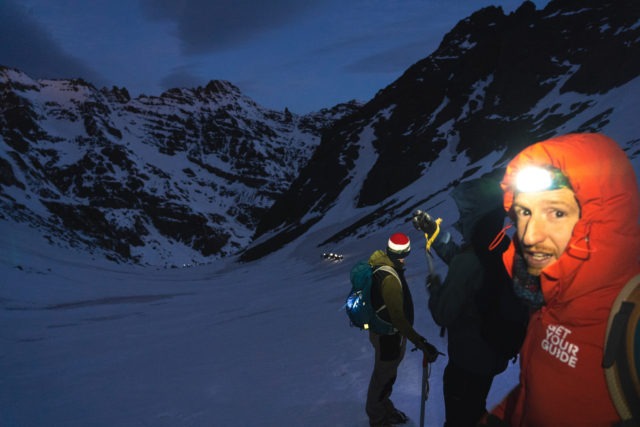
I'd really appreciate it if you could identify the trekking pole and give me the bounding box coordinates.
[422,219,446,338]
[419,352,431,427]
[419,217,442,427]
[421,235,435,427]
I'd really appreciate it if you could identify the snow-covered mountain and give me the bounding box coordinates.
[0,69,359,265]
[1,1,639,426]
[1,0,639,269]
[244,0,640,261]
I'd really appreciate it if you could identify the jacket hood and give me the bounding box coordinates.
[501,133,640,303]
[369,249,402,270]
[451,173,505,244]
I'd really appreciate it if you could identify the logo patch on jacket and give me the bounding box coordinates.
[542,325,579,368]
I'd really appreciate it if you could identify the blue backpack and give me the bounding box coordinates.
[345,261,400,335]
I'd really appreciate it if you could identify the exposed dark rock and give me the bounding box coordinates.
[242,0,640,261]
[0,65,357,264]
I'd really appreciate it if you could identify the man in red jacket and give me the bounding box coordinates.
[489,133,639,426]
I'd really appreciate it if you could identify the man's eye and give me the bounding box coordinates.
[554,210,566,218]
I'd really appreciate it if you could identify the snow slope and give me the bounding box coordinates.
[2,116,639,426]
[0,201,522,427]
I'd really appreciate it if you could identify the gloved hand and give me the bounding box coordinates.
[412,210,439,236]
[416,337,440,363]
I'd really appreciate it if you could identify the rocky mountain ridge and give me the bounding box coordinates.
[0,68,359,265]
[1,0,639,266]
[242,0,640,261]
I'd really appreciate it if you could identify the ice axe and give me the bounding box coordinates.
[420,226,440,427]
[411,211,443,427]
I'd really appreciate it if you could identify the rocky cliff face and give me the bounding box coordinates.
[2,0,639,266]
[242,0,640,261]
[0,68,359,265]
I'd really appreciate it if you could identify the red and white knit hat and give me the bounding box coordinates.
[387,232,411,260]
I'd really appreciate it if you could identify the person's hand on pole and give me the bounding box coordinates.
[416,337,441,363]
[411,210,442,250]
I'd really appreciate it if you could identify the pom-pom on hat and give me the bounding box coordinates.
[387,232,411,260]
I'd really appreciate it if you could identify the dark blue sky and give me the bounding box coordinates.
[2,0,549,113]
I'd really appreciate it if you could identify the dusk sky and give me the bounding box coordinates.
[2,0,549,113]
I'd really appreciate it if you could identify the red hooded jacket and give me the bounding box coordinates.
[493,133,640,426]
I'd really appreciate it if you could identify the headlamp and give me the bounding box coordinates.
[515,166,571,193]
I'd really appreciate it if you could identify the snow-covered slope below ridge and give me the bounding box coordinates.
[0,67,360,266]
[243,0,640,261]
[1,0,639,268]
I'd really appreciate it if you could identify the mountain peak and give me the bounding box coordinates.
[2,0,639,266]
[240,0,640,261]
[0,65,360,266]
[202,79,241,95]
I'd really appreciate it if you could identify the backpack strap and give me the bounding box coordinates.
[372,265,401,314]
[603,273,640,425]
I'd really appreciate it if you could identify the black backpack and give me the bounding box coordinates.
[473,209,529,361]
[475,257,529,361]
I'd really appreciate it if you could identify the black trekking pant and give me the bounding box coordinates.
[442,361,494,427]
[366,331,406,426]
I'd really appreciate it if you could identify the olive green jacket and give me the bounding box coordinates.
[368,250,423,346]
